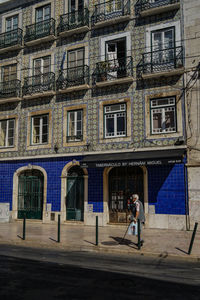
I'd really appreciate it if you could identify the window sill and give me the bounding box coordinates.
[26,143,51,150]
[100,136,131,143]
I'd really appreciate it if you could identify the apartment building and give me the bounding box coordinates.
[183,0,200,228]
[0,0,187,229]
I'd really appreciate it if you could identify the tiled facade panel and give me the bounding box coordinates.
[0,157,82,211]
[88,168,104,213]
[148,164,186,215]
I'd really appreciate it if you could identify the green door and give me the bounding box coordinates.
[66,175,84,221]
[18,172,43,220]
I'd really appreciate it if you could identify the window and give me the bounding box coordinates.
[31,114,48,145]
[69,0,84,12]
[67,110,83,142]
[36,4,51,22]
[33,56,51,85]
[150,97,176,134]
[0,119,15,147]
[151,27,175,64]
[6,15,18,32]
[33,56,51,75]
[104,103,126,138]
[105,0,122,14]
[1,64,17,82]
[68,48,84,81]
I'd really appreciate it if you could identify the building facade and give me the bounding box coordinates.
[0,0,188,229]
[183,0,200,228]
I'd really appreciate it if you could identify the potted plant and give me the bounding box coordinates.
[98,61,110,81]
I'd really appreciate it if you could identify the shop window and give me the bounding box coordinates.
[67,110,83,142]
[104,103,126,138]
[31,114,49,145]
[0,118,15,147]
[150,96,176,134]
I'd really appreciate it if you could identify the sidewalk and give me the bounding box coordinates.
[0,221,199,260]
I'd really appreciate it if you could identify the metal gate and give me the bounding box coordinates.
[109,167,144,223]
[66,166,84,221]
[18,171,43,219]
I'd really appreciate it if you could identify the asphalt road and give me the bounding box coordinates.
[0,244,200,300]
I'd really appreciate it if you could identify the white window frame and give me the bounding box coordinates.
[145,21,181,53]
[5,14,18,32]
[35,4,51,22]
[150,96,177,134]
[31,114,49,145]
[0,118,15,148]
[1,9,22,33]
[100,32,131,61]
[104,103,126,138]
[67,110,83,142]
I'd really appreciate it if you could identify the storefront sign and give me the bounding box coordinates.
[81,158,183,168]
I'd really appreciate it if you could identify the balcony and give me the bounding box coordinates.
[0,29,23,54]
[94,56,133,87]
[24,18,56,46]
[0,80,22,103]
[23,72,55,99]
[57,65,90,93]
[92,0,130,29]
[140,46,184,79]
[135,0,180,17]
[58,9,89,38]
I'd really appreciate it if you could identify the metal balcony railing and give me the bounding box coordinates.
[95,56,133,83]
[66,135,83,142]
[23,72,55,96]
[57,65,89,90]
[92,0,130,25]
[0,29,23,50]
[135,0,180,15]
[142,46,183,75]
[0,79,21,99]
[58,8,89,34]
[24,18,55,43]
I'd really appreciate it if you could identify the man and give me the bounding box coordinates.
[130,194,145,245]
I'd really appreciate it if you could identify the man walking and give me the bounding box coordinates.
[129,194,145,245]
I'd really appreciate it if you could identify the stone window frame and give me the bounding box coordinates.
[145,91,183,140]
[100,31,131,61]
[1,8,23,33]
[64,0,87,13]
[0,59,20,81]
[99,98,131,143]
[26,109,52,150]
[63,104,87,147]
[31,0,55,23]
[0,114,18,152]
[63,43,89,69]
[145,20,181,52]
[28,51,54,77]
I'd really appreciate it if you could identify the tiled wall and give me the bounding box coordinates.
[148,164,186,215]
[0,157,186,215]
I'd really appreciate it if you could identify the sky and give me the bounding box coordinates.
[0,0,10,3]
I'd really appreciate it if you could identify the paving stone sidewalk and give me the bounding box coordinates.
[0,221,199,260]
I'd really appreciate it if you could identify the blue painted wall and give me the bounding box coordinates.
[0,157,186,215]
[148,164,186,215]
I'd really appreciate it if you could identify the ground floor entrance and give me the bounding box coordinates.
[66,166,84,221]
[109,166,144,223]
[18,170,44,219]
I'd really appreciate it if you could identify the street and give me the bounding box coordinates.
[0,245,200,299]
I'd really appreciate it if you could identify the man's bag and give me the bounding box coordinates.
[128,221,138,236]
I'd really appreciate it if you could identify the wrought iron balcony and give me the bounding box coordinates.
[23,72,55,97]
[57,65,90,92]
[0,80,21,101]
[0,29,23,53]
[95,56,133,86]
[92,0,130,28]
[24,18,55,45]
[58,8,89,37]
[135,0,180,16]
[141,46,184,78]
[66,135,83,143]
